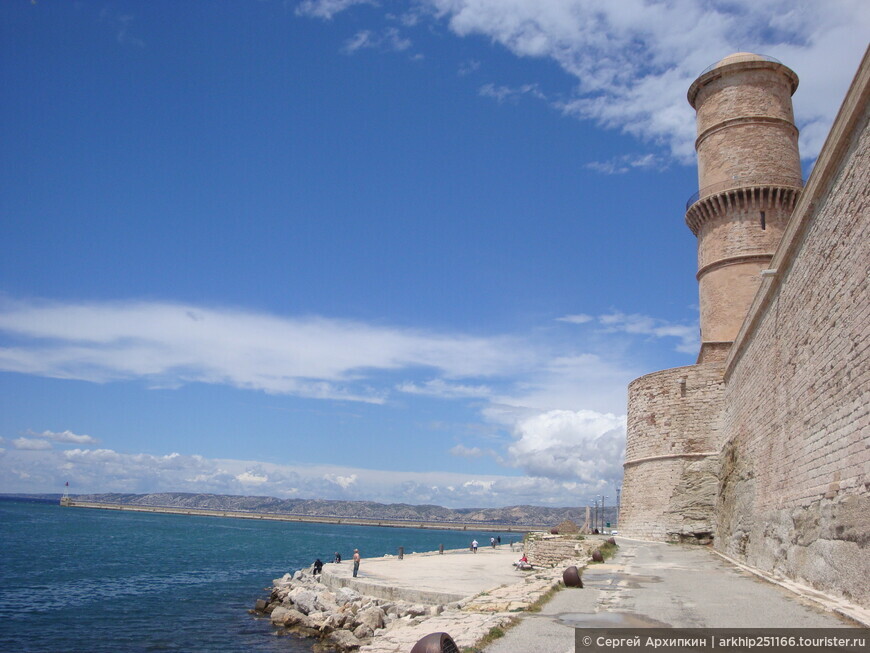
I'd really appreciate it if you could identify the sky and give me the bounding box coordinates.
[1,1,867,508]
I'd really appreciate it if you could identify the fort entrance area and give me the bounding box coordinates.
[619,50,869,612]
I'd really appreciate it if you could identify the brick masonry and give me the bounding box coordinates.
[619,363,724,541]
[717,75,870,608]
[621,50,869,609]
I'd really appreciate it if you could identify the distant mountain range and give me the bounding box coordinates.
[52,491,617,527]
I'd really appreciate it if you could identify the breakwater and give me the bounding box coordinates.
[59,499,540,532]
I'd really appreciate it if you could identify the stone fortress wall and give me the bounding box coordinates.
[620,363,724,541]
[620,48,869,610]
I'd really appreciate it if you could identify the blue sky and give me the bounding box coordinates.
[1,0,867,507]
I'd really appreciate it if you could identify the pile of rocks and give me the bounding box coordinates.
[253,569,453,651]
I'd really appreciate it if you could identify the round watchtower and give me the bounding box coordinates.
[686,53,803,363]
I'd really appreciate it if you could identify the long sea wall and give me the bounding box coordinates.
[59,499,540,532]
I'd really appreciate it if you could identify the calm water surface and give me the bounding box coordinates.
[0,499,505,652]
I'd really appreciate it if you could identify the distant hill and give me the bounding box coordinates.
[65,491,617,527]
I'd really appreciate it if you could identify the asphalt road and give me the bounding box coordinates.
[483,537,858,653]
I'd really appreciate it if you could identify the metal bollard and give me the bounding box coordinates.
[398,546,404,560]
[410,632,459,653]
[439,543,444,554]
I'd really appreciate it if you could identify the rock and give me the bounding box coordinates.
[315,590,339,613]
[353,624,374,639]
[254,599,269,612]
[264,601,280,614]
[270,606,311,628]
[289,588,318,615]
[292,569,305,581]
[355,606,385,631]
[406,604,428,617]
[330,629,363,651]
[335,587,361,606]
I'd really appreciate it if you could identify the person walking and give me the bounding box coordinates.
[352,549,361,577]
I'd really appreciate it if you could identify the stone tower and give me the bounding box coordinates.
[686,53,803,363]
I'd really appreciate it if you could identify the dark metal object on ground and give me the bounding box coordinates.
[607,537,616,545]
[591,549,604,562]
[562,565,583,587]
[398,546,404,560]
[410,632,460,653]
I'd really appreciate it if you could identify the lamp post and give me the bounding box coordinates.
[616,486,621,529]
[603,496,609,532]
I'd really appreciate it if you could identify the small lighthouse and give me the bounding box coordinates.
[685,53,804,363]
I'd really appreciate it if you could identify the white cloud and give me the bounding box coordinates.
[506,409,625,483]
[598,311,698,354]
[295,0,376,20]
[0,298,530,403]
[325,473,359,489]
[236,470,269,485]
[585,153,666,175]
[12,438,53,451]
[396,378,492,398]
[478,82,545,104]
[344,27,412,53]
[449,444,484,458]
[26,429,99,445]
[458,59,481,75]
[556,314,593,324]
[299,0,870,162]
[0,446,617,507]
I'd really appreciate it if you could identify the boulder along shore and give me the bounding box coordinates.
[251,534,609,652]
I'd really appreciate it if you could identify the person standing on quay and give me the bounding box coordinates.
[352,549,361,577]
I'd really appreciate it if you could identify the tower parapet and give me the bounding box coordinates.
[686,53,803,363]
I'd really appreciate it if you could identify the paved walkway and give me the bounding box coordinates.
[484,537,859,653]
[321,546,524,604]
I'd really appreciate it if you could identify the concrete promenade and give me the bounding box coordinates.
[487,537,864,653]
[320,536,865,652]
[321,545,524,604]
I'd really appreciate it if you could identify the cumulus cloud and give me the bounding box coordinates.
[236,470,269,485]
[299,0,870,162]
[506,409,625,484]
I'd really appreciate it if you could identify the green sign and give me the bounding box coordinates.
[606,522,611,527]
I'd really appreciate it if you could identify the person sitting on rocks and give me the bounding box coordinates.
[313,558,323,575]
[334,552,341,563]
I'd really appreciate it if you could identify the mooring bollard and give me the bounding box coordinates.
[439,543,444,554]
[398,546,404,560]
[410,632,459,653]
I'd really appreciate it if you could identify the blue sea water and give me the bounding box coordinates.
[0,499,510,652]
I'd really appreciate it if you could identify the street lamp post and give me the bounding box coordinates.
[616,486,621,529]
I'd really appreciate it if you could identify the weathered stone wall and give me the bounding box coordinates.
[620,363,725,540]
[717,66,869,608]
[524,534,597,567]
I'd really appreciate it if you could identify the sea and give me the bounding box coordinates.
[0,498,513,652]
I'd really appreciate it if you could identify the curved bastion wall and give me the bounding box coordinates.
[619,363,725,541]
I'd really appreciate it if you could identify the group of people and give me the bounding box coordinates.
[311,549,362,577]
[470,535,503,553]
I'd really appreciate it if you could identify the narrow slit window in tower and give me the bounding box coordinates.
[760,210,766,230]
